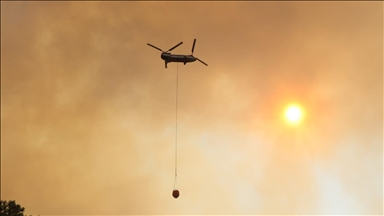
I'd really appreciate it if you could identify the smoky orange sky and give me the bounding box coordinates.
[1,1,383,215]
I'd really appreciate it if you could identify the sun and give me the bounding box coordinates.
[285,104,304,125]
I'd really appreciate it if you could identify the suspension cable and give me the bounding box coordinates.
[174,63,179,188]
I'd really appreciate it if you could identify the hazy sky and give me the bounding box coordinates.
[1,1,383,215]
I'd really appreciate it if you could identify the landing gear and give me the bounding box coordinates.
[165,61,168,68]
[183,62,186,65]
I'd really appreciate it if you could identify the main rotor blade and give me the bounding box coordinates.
[167,42,183,52]
[147,43,163,52]
[196,57,208,66]
[191,39,196,54]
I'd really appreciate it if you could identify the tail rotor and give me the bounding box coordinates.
[196,58,208,66]
[191,39,208,66]
[191,39,196,55]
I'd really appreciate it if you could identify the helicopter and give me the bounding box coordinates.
[147,39,208,68]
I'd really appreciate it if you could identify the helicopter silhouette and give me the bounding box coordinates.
[147,39,208,68]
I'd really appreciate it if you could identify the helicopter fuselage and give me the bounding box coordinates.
[147,39,207,68]
[161,53,196,64]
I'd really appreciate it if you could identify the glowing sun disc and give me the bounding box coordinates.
[285,105,303,124]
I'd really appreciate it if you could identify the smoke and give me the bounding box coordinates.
[1,1,382,215]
